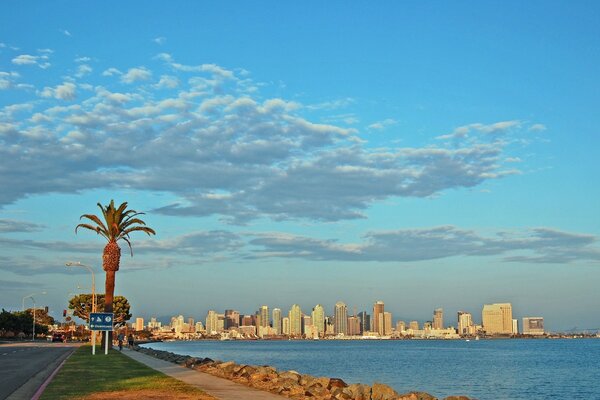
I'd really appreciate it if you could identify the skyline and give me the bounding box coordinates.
[1,2,599,331]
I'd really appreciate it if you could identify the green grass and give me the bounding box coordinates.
[40,346,209,399]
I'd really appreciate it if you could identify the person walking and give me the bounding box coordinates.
[117,332,124,350]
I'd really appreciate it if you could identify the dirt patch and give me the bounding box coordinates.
[83,389,216,400]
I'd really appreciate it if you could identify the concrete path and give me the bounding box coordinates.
[121,348,285,400]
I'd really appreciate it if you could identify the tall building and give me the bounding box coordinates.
[373,301,385,336]
[312,304,325,336]
[396,320,406,332]
[135,317,144,331]
[289,304,302,336]
[334,301,348,335]
[224,310,240,329]
[433,308,444,330]
[347,315,361,336]
[409,320,419,330]
[205,310,219,334]
[358,311,370,334]
[457,311,475,336]
[482,303,513,335]
[522,317,545,335]
[383,312,392,335]
[259,305,269,328]
[282,317,290,335]
[273,308,282,335]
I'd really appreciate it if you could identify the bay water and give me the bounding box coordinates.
[142,339,600,399]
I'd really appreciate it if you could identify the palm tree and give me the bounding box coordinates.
[75,200,155,342]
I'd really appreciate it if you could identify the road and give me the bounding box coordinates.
[0,341,77,400]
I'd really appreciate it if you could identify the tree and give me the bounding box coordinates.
[75,200,155,345]
[68,294,132,327]
[0,309,48,338]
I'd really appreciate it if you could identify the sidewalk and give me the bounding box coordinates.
[120,347,285,400]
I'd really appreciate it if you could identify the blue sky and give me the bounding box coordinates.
[1,1,599,331]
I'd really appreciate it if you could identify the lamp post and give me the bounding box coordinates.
[66,262,98,354]
[22,291,46,341]
[66,262,96,313]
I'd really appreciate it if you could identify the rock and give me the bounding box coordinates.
[279,370,302,382]
[183,357,198,368]
[305,385,329,398]
[344,383,371,400]
[400,392,437,400]
[327,378,348,390]
[443,397,470,400]
[372,382,399,400]
[397,394,419,400]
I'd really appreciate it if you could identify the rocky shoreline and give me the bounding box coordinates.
[134,345,471,400]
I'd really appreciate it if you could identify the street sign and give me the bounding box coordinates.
[89,312,114,331]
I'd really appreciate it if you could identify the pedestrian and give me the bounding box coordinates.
[117,332,124,350]
[127,334,134,348]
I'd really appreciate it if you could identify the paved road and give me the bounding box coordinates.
[0,342,77,400]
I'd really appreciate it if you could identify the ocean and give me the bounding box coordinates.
[141,338,600,399]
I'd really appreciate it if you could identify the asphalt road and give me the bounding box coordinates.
[0,341,77,400]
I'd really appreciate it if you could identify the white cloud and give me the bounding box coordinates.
[155,75,179,89]
[367,118,397,131]
[529,123,547,132]
[74,56,91,63]
[153,37,166,45]
[12,54,39,65]
[61,29,71,36]
[102,67,122,76]
[121,67,152,83]
[39,82,76,101]
[75,64,92,77]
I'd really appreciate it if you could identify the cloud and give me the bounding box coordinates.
[0,219,45,233]
[74,56,91,63]
[121,67,152,83]
[39,82,76,100]
[529,123,547,132]
[437,120,521,140]
[61,29,72,36]
[367,118,397,131]
[153,37,166,45]
[75,64,92,78]
[249,226,600,264]
[12,54,39,65]
[0,57,532,223]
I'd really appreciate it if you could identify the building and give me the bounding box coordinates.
[396,320,406,332]
[512,319,518,334]
[334,301,348,335]
[482,303,513,335]
[282,317,290,335]
[347,315,361,336]
[409,320,419,330]
[457,311,475,336]
[272,308,282,335]
[289,304,302,336]
[135,317,144,331]
[522,317,545,335]
[258,305,269,328]
[433,308,444,330]
[373,301,385,336]
[205,310,219,334]
[312,304,325,336]
[358,311,370,334]
[383,312,393,335]
[224,310,240,329]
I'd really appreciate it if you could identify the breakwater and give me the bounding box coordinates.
[134,345,470,400]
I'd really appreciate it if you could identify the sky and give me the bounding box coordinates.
[1,1,599,332]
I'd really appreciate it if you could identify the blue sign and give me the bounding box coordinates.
[89,312,114,331]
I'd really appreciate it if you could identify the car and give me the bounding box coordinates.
[51,332,66,342]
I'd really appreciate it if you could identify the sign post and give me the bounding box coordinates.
[89,312,114,355]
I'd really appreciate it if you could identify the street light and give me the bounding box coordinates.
[65,262,96,313]
[22,291,46,341]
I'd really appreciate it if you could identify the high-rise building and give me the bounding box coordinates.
[433,308,444,330]
[225,310,240,329]
[457,311,475,336]
[206,310,219,334]
[259,305,269,328]
[522,317,544,335]
[358,311,370,334]
[512,319,518,334]
[347,315,361,336]
[373,301,385,336]
[409,320,419,330]
[383,312,392,335]
[135,317,144,331]
[241,315,254,326]
[482,303,513,335]
[273,308,282,335]
[312,304,325,336]
[334,301,348,335]
[282,317,290,335]
[396,320,406,332]
[289,304,302,336]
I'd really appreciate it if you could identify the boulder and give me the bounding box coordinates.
[401,392,437,400]
[279,370,302,382]
[344,383,371,400]
[443,397,470,400]
[327,378,348,390]
[371,382,399,400]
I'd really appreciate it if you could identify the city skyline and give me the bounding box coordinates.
[1,2,599,332]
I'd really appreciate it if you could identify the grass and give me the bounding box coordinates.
[40,346,213,400]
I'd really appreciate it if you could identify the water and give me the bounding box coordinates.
[142,339,600,399]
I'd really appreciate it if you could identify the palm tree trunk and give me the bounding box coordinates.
[103,270,116,351]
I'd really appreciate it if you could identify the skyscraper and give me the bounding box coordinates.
[358,311,370,334]
[282,317,290,335]
[522,317,544,335]
[273,308,282,335]
[373,301,385,336]
[225,309,240,329]
[383,312,392,335]
[482,303,513,335]
[334,301,348,335]
[433,308,443,330]
[206,310,219,334]
[289,304,302,336]
[135,317,144,331]
[347,315,361,336]
[457,311,475,336]
[259,305,269,328]
[312,304,325,337]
